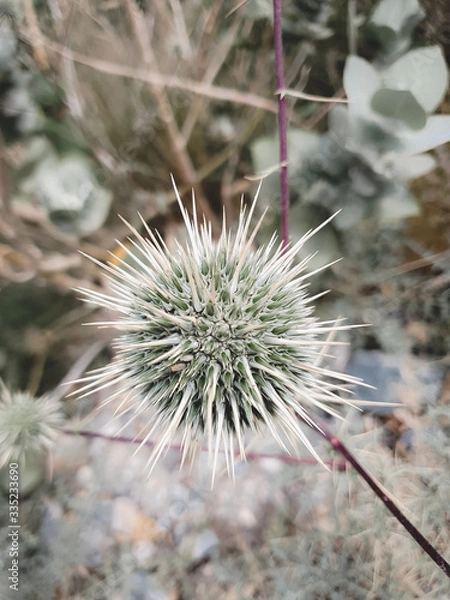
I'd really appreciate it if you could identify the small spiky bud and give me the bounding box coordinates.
[0,383,63,467]
[75,181,361,482]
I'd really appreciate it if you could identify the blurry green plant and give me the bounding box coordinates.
[366,0,426,64]
[0,381,63,495]
[252,0,450,265]
[14,137,112,236]
[244,0,334,41]
[0,9,112,238]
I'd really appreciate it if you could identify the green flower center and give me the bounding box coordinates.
[119,245,318,435]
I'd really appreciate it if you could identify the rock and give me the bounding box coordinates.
[83,523,113,567]
[111,496,164,543]
[345,350,443,414]
[131,540,157,570]
[129,572,176,600]
[179,528,219,566]
[53,433,90,470]
[92,500,113,527]
[76,465,95,489]
[40,499,63,549]
[191,529,219,563]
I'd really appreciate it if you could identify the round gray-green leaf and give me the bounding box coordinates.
[369,0,424,34]
[397,115,450,155]
[343,56,380,116]
[382,46,448,113]
[371,89,427,130]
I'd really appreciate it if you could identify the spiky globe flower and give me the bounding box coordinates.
[0,383,63,467]
[76,182,361,481]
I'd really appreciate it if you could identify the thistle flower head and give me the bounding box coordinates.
[76,181,361,481]
[0,383,63,467]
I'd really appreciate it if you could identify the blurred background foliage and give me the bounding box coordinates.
[0,0,450,597]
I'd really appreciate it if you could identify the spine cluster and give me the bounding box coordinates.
[76,181,361,482]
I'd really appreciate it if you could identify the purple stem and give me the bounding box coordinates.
[299,412,450,579]
[272,0,289,250]
[271,0,450,579]
[60,427,347,470]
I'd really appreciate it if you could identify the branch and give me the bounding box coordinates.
[272,0,289,250]
[123,0,216,227]
[42,39,279,115]
[21,0,49,69]
[279,88,348,103]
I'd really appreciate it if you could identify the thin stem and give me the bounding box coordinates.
[181,13,242,144]
[21,0,49,69]
[124,0,217,228]
[301,412,450,580]
[271,0,449,583]
[60,427,347,469]
[280,89,348,103]
[43,40,279,114]
[272,0,289,250]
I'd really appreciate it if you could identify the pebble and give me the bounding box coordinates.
[111,496,163,544]
[179,528,219,566]
[129,572,175,600]
[40,499,63,549]
[83,523,113,567]
[76,464,95,489]
[34,406,278,598]
[345,350,443,413]
[131,540,157,570]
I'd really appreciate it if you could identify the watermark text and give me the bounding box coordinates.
[7,463,19,592]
